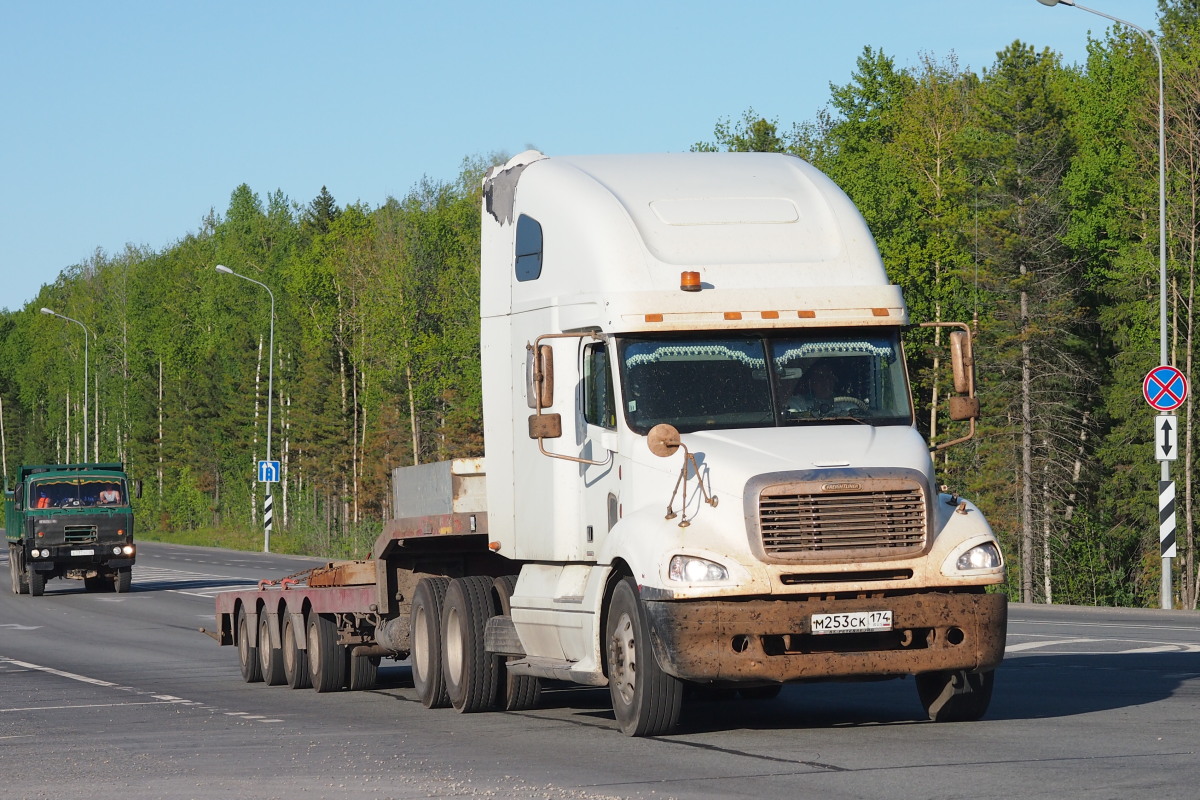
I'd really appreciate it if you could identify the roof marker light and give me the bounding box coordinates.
[680,271,701,292]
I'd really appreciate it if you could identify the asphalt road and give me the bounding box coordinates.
[2,542,1200,800]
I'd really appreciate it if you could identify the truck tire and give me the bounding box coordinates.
[236,607,263,683]
[113,567,132,594]
[605,576,683,737]
[84,574,109,593]
[9,545,28,595]
[28,566,45,597]
[346,651,379,691]
[282,614,311,690]
[442,576,499,713]
[493,575,540,711]
[258,614,286,685]
[307,612,346,693]
[410,576,451,709]
[916,668,995,722]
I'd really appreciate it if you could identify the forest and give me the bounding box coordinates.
[3,2,1198,608]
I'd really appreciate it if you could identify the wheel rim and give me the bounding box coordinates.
[282,620,295,674]
[413,604,431,681]
[238,615,251,665]
[308,620,321,674]
[608,610,637,706]
[445,605,464,682]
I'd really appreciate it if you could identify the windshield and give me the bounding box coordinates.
[618,331,912,434]
[30,477,127,509]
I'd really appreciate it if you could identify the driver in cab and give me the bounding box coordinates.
[787,361,864,418]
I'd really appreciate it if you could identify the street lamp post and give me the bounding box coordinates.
[1036,0,1171,608]
[216,264,276,553]
[41,308,90,463]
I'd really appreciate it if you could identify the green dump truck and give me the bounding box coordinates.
[5,463,137,596]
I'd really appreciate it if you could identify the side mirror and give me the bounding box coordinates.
[647,424,682,458]
[949,330,973,395]
[527,343,555,410]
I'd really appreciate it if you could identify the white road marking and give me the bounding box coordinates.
[1005,637,1100,652]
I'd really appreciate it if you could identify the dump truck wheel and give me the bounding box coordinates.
[410,576,451,709]
[916,668,994,722]
[307,612,346,693]
[83,574,108,593]
[282,614,310,689]
[114,567,132,594]
[236,607,262,683]
[9,546,28,595]
[258,614,286,686]
[493,575,540,711]
[346,651,379,691]
[442,576,499,713]
[28,567,45,597]
[605,576,682,737]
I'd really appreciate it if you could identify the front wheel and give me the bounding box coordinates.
[113,567,132,594]
[28,566,45,597]
[9,545,28,595]
[605,577,682,736]
[916,668,994,722]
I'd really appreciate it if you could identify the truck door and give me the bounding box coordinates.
[579,340,620,559]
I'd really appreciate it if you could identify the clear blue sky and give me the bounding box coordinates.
[0,0,1159,312]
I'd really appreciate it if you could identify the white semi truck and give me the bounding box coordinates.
[210,150,1006,737]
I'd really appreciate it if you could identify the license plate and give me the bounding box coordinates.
[70,549,95,556]
[811,610,893,635]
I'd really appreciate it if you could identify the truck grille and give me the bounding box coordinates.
[757,479,926,562]
[65,525,98,544]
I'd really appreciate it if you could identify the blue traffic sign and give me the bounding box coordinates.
[1144,366,1188,412]
[258,459,281,483]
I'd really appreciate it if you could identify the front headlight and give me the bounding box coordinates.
[668,555,729,583]
[122,545,135,556]
[956,542,1002,571]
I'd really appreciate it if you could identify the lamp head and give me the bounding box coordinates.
[1036,0,1073,6]
[40,307,55,316]
[215,264,233,274]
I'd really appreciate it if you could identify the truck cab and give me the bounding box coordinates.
[6,462,137,596]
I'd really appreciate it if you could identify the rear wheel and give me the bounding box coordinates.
[28,566,45,597]
[442,576,499,713]
[605,576,682,737]
[346,651,380,691]
[258,614,286,685]
[113,567,132,594]
[282,613,310,689]
[493,575,540,711]
[410,576,450,709]
[307,612,345,693]
[236,607,262,683]
[916,668,994,722]
[83,574,108,593]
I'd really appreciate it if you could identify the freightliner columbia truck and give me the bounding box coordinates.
[207,151,1007,736]
[6,462,137,596]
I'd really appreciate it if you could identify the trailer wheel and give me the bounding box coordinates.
[9,545,28,595]
[236,607,262,683]
[605,576,682,736]
[28,566,45,597]
[442,576,499,713]
[492,575,540,711]
[916,668,995,722]
[410,576,451,709]
[258,614,286,686]
[113,567,132,594]
[307,612,345,693]
[346,651,379,691]
[282,613,310,689]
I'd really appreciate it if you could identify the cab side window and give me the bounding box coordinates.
[515,214,543,282]
[584,342,616,429]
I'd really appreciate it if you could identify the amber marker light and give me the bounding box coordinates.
[680,271,701,292]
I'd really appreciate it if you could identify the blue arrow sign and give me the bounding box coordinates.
[258,460,280,483]
[1144,366,1188,411]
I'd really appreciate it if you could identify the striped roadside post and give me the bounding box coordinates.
[1160,480,1176,560]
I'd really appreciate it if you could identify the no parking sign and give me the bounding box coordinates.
[1144,365,1188,411]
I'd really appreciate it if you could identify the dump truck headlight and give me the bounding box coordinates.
[956,542,1002,571]
[668,555,728,583]
[122,545,135,556]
